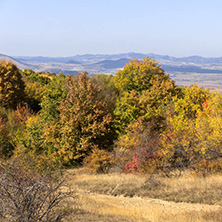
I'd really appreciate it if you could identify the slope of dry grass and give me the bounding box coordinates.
[63,169,222,221]
[66,193,222,222]
[67,169,222,205]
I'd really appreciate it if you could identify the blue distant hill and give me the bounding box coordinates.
[94,58,130,69]
[6,52,222,76]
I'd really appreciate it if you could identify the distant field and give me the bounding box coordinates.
[11,53,222,90]
[170,72,222,90]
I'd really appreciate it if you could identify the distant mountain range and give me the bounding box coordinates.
[14,52,222,65]
[93,58,130,69]
[12,52,222,75]
[0,53,31,70]
[2,52,222,89]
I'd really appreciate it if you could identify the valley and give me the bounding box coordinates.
[2,52,222,89]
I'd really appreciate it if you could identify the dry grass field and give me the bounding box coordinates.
[63,169,222,221]
[170,72,222,90]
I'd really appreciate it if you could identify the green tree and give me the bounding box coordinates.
[22,69,51,85]
[40,73,68,121]
[14,74,68,164]
[22,69,54,112]
[0,61,25,109]
[114,90,142,131]
[25,81,46,112]
[91,74,119,113]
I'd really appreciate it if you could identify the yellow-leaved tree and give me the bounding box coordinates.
[194,92,222,173]
[0,61,25,109]
[114,57,178,133]
[159,86,222,176]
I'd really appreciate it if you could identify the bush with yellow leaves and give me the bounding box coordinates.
[84,148,116,173]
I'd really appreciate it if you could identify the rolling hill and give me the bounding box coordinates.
[0,53,32,70]
[94,58,130,69]
[2,52,222,89]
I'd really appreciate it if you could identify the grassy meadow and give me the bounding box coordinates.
[62,169,222,222]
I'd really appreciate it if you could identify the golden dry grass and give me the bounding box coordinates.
[67,169,222,205]
[65,193,222,222]
[63,169,222,221]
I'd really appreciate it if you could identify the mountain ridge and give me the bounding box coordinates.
[0,53,31,70]
[14,52,222,64]
[2,52,222,89]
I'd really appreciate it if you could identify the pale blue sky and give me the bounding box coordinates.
[1,0,222,57]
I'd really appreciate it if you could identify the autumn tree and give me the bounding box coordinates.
[91,74,119,113]
[0,61,25,109]
[22,69,53,112]
[193,92,222,173]
[173,84,210,120]
[114,57,175,93]
[84,148,115,173]
[40,73,68,121]
[43,72,114,165]
[114,57,178,132]
[0,117,14,159]
[115,118,160,173]
[158,85,217,176]
[22,69,51,85]
[159,114,197,176]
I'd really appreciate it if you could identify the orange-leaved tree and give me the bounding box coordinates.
[115,118,161,173]
[43,72,114,165]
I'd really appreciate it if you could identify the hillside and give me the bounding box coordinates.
[64,168,222,222]
[0,53,31,70]
[14,52,222,65]
[94,58,130,69]
[2,52,222,89]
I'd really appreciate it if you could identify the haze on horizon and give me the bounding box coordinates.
[1,0,222,58]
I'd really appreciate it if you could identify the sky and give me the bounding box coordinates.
[0,0,222,57]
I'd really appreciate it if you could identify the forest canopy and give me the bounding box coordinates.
[0,57,222,176]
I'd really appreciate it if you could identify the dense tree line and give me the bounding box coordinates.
[1,58,222,176]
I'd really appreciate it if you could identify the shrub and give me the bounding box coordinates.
[115,119,161,174]
[0,159,74,221]
[0,117,14,159]
[84,149,115,173]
